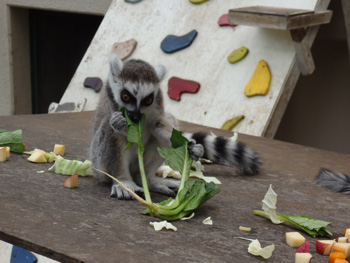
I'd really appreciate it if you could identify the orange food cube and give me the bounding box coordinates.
[332,246,346,254]
[334,259,348,263]
[329,252,346,263]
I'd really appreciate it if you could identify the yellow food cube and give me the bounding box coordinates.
[0,147,7,162]
[27,149,47,163]
[53,144,65,156]
[286,232,306,248]
[5,147,10,157]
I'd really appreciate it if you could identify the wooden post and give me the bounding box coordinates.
[341,0,350,62]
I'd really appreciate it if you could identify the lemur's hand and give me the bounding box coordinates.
[110,111,127,133]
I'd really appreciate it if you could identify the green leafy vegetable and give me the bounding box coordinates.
[49,158,93,176]
[94,109,220,221]
[253,185,333,238]
[0,129,25,153]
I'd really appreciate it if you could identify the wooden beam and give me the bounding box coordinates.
[228,6,332,30]
[341,0,350,62]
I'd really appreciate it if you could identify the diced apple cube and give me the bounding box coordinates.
[296,241,310,253]
[0,147,7,162]
[5,147,10,157]
[63,174,78,188]
[345,229,350,241]
[338,237,349,243]
[333,242,350,258]
[27,149,47,163]
[53,144,65,156]
[316,240,336,255]
[286,232,306,248]
[295,252,312,263]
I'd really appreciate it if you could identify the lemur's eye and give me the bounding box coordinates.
[145,97,153,106]
[121,93,130,102]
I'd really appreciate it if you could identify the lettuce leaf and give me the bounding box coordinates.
[0,129,25,153]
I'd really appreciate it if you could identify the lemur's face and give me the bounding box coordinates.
[118,81,157,123]
[108,56,165,123]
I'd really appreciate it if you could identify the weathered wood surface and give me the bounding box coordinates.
[228,6,333,30]
[0,112,350,263]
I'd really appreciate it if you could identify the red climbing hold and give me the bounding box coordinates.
[168,77,200,101]
[217,14,237,27]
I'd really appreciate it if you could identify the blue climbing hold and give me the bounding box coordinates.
[125,0,142,3]
[160,30,198,54]
[11,246,37,263]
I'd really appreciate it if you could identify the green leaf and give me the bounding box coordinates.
[124,111,145,153]
[170,129,188,148]
[0,129,25,153]
[279,215,333,238]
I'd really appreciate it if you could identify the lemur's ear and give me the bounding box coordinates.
[109,54,123,82]
[155,64,166,81]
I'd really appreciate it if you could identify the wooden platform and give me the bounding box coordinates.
[0,112,350,262]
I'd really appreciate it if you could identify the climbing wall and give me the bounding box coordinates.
[60,0,319,136]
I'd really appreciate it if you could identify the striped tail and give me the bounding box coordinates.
[184,132,261,175]
[316,169,350,194]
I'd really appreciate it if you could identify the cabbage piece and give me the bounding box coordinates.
[150,221,177,231]
[261,184,283,224]
[248,239,275,259]
[49,158,93,176]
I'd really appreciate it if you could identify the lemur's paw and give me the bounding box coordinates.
[110,180,144,200]
[149,177,180,197]
[110,111,127,132]
[187,139,204,161]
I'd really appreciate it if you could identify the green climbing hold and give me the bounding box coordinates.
[227,46,249,64]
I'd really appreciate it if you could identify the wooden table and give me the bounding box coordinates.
[0,112,349,263]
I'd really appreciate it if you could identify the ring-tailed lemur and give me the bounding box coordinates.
[90,54,261,200]
[317,169,350,194]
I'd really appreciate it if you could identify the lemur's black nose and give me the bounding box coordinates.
[128,110,142,123]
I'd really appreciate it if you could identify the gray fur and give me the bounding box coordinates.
[90,56,261,200]
[317,169,350,194]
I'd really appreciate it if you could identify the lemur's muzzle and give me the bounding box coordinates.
[127,110,142,123]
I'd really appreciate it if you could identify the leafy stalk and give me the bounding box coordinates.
[111,108,220,221]
[253,185,333,238]
[123,110,151,203]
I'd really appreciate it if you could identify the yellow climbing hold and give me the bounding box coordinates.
[227,46,249,64]
[244,60,271,97]
[221,115,245,130]
[190,0,209,4]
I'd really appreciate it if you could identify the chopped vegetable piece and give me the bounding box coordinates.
[0,129,25,153]
[248,239,275,259]
[333,243,350,258]
[316,240,336,255]
[63,174,78,188]
[5,147,10,157]
[296,241,310,253]
[27,150,47,163]
[150,221,177,231]
[254,185,333,238]
[49,158,93,176]
[334,259,348,263]
[332,246,346,254]
[156,164,181,179]
[345,229,350,240]
[180,212,195,221]
[286,232,306,248]
[203,217,213,225]
[0,147,7,162]
[239,226,252,232]
[53,144,65,156]
[338,237,349,243]
[295,252,312,263]
[329,252,346,263]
